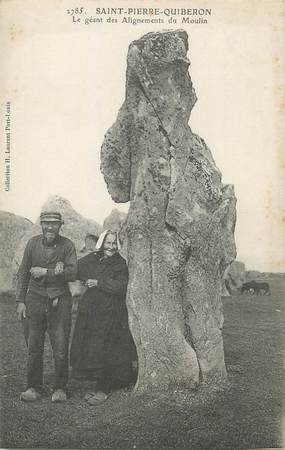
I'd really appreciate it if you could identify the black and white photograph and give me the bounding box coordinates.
[0,0,284,448]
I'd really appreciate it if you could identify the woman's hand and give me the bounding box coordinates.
[16,302,26,320]
[85,279,98,289]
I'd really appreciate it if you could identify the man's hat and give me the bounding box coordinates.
[40,211,63,223]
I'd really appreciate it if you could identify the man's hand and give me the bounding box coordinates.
[30,267,48,279]
[16,302,26,320]
[85,279,98,289]
[54,261,64,275]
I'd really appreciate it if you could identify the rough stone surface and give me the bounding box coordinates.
[221,278,231,296]
[245,270,262,281]
[103,208,127,233]
[12,196,102,293]
[101,30,236,389]
[0,211,32,292]
[225,261,246,293]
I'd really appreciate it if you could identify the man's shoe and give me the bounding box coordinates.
[51,389,67,403]
[20,387,40,402]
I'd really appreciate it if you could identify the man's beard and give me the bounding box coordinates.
[44,231,57,244]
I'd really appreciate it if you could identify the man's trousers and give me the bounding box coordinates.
[23,291,72,390]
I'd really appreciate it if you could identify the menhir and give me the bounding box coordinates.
[101,30,236,390]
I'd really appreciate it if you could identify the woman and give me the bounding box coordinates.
[70,230,137,404]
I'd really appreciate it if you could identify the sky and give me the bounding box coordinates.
[0,0,284,272]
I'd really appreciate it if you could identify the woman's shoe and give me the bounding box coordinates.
[51,389,67,403]
[87,391,109,405]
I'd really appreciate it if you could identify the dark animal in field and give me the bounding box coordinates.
[241,282,255,295]
[241,281,270,295]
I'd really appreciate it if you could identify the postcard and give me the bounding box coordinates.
[0,0,284,448]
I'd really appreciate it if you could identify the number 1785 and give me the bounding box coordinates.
[67,7,84,15]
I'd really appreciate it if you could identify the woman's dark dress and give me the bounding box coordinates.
[70,252,136,390]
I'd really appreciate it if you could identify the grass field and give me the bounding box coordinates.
[1,277,284,449]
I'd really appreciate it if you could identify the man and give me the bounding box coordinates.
[79,233,98,257]
[16,211,77,402]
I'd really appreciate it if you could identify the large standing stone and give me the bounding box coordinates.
[12,196,102,293]
[0,211,32,293]
[103,208,127,233]
[246,269,262,282]
[225,261,246,293]
[101,31,236,389]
